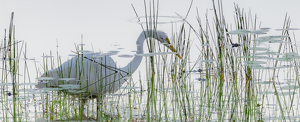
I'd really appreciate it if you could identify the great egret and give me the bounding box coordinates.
[35,30,181,120]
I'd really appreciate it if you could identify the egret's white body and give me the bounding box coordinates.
[36,53,124,94]
[35,30,180,120]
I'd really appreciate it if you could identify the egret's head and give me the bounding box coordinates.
[153,31,182,59]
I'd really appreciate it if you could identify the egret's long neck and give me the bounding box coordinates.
[120,32,147,75]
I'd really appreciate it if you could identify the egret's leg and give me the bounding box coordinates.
[96,96,107,121]
[96,97,101,121]
[97,96,114,121]
[80,99,86,119]
[59,99,89,121]
[97,98,99,121]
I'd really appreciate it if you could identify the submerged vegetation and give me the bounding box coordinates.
[1,0,300,121]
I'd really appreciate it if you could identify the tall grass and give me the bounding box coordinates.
[1,0,300,122]
[190,0,300,121]
[131,0,192,121]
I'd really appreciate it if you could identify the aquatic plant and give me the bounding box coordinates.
[1,0,300,121]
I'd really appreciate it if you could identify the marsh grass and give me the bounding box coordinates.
[189,0,300,121]
[1,0,300,122]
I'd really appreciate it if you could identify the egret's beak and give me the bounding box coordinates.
[165,38,182,59]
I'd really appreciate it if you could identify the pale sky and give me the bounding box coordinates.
[0,0,300,80]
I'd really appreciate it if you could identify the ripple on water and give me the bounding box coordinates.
[255,81,273,85]
[41,88,63,91]
[280,85,299,90]
[68,89,86,93]
[227,29,251,35]
[249,47,269,51]
[58,78,76,82]
[120,86,140,90]
[36,77,55,81]
[278,91,296,96]
[0,83,13,86]
[259,91,274,95]
[250,29,269,34]
[118,54,134,58]
[59,84,81,89]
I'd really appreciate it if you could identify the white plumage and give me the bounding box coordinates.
[35,30,181,120]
